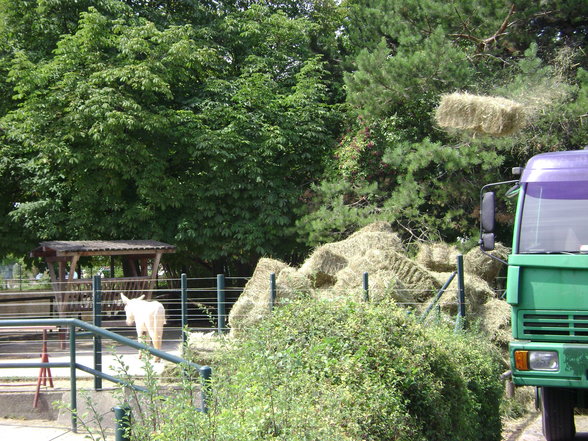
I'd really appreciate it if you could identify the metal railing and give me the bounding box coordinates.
[0,318,211,433]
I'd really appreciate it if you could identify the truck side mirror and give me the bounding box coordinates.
[482,233,495,251]
[480,191,496,251]
[481,192,496,233]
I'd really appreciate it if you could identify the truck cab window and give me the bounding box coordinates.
[519,181,588,253]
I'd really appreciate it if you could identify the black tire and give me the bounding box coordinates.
[541,387,575,441]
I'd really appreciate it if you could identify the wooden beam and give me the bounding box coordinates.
[52,249,175,257]
[150,253,162,280]
[140,258,148,277]
[68,254,80,284]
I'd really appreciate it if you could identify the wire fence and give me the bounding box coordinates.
[0,262,479,391]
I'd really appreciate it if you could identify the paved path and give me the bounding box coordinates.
[0,328,182,379]
[506,413,588,441]
[0,329,186,440]
[0,419,93,440]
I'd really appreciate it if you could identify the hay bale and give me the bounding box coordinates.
[325,230,404,260]
[436,92,526,136]
[276,267,312,300]
[348,221,397,237]
[184,331,222,365]
[228,258,289,337]
[431,271,495,315]
[333,249,439,304]
[299,247,348,288]
[162,331,224,377]
[464,243,510,283]
[478,298,511,350]
[299,223,403,292]
[416,242,461,272]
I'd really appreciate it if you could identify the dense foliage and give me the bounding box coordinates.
[127,299,503,441]
[297,0,588,247]
[0,0,586,271]
[0,0,339,270]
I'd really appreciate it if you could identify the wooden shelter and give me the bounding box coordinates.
[30,240,176,322]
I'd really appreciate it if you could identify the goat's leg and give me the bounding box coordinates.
[136,329,146,359]
[149,327,163,363]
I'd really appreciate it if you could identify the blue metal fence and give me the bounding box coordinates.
[0,318,211,433]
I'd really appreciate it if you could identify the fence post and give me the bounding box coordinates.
[69,324,77,433]
[181,273,188,345]
[199,365,212,413]
[93,275,102,391]
[217,274,226,334]
[419,271,457,323]
[269,272,276,310]
[455,254,466,331]
[363,272,369,302]
[113,403,132,441]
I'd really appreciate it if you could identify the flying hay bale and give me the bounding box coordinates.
[436,92,526,136]
[464,243,510,283]
[299,247,348,288]
[228,258,289,337]
[416,242,461,272]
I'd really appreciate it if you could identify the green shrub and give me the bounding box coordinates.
[145,298,503,441]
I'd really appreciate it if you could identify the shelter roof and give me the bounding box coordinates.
[30,240,176,258]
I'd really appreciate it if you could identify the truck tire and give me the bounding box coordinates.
[541,387,575,441]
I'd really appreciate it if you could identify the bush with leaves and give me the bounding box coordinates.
[129,298,503,441]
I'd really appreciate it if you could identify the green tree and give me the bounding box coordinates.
[0,2,338,271]
[298,0,588,247]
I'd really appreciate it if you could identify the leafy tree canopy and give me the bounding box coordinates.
[297,0,588,247]
[0,1,339,271]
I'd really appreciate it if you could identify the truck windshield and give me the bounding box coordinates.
[519,181,588,253]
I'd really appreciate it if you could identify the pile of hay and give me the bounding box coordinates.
[334,248,438,304]
[228,258,289,337]
[430,272,495,315]
[226,222,513,348]
[416,242,461,272]
[299,247,348,288]
[324,228,404,257]
[276,266,312,300]
[436,92,526,136]
[464,243,510,283]
[477,298,512,350]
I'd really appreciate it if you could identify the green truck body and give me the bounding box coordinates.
[482,149,588,441]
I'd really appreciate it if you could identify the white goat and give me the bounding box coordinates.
[121,293,166,362]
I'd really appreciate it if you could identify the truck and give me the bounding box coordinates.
[481,149,588,441]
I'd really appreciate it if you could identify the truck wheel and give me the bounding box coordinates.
[541,387,575,441]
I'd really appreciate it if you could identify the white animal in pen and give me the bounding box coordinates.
[121,293,166,361]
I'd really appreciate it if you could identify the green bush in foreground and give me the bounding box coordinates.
[143,298,503,441]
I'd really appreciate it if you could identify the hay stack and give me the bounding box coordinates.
[299,247,348,288]
[184,331,222,365]
[436,92,526,136]
[464,243,510,283]
[416,242,461,272]
[325,230,404,259]
[348,221,397,237]
[478,298,512,350]
[228,258,289,336]
[276,267,312,300]
[431,272,495,315]
[334,249,439,304]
